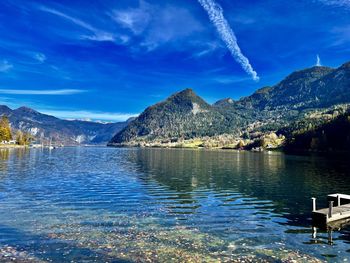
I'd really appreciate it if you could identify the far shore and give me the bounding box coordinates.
[107,143,350,156]
[0,144,27,149]
[107,142,278,151]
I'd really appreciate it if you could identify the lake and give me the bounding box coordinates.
[0,147,349,262]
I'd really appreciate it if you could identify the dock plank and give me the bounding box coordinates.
[328,194,350,200]
[312,194,350,226]
[313,204,350,223]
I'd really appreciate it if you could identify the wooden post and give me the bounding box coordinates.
[328,229,333,245]
[312,226,317,239]
[337,195,341,206]
[328,201,334,218]
[311,197,316,212]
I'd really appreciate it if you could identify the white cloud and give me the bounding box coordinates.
[190,42,222,58]
[197,0,259,81]
[82,33,115,42]
[0,60,13,73]
[329,25,350,47]
[0,89,86,95]
[38,6,123,43]
[316,54,321,66]
[40,109,138,122]
[111,1,204,51]
[143,7,204,51]
[22,52,47,64]
[39,6,96,31]
[110,1,151,35]
[212,75,251,84]
[33,53,47,63]
[317,0,350,8]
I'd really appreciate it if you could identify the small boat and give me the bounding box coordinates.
[48,138,54,150]
[30,143,43,148]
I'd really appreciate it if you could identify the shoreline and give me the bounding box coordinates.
[107,143,350,156]
[0,144,27,149]
[107,143,282,152]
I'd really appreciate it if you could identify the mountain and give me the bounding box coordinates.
[0,106,129,145]
[280,107,350,153]
[109,61,350,147]
[110,89,228,144]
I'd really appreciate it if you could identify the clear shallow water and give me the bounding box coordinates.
[0,147,350,262]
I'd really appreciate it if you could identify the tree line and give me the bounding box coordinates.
[282,110,350,153]
[0,116,32,145]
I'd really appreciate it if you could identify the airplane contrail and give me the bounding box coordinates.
[197,0,259,81]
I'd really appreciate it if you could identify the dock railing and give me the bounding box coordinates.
[311,197,316,212]
[312,193,350,225]
[312,194,345,218]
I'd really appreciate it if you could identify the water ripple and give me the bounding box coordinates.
[0,147,349,262]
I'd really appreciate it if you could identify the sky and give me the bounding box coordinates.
[0,0,349,122]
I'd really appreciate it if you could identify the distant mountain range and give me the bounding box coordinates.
[109,61,350,149]
[2,60,349,149]
[0,106,129,145]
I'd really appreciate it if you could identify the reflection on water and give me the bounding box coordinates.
[0,149,10,161]
[130,149,350,226]
[311,226,337,246]
[0,148,31,179]
[0,147,349,262]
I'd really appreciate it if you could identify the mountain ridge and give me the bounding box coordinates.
[0,105,129,145]
[109,61,350,147]
[110,88,226,144]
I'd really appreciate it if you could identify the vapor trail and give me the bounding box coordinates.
[197,0,259,81]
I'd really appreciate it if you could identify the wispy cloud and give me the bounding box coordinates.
[82,33,118,42]
[190,42,222,58]
[212,75,251,84]
[316,54,321,66]
[39,6,96,31]
[328,25,350,47]
[197,0,259,81]
[32,52,47,63]
[40,109,138,122]
[111,1,204,51]
[38,6,123,43]
[142,6,204,51]
[0,89,86,95]
[317,0,350,8]
[110,1,151,35]
[0,60,13,73]
[20,52,47,64]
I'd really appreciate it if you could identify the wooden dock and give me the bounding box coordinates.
[312,193,350,226]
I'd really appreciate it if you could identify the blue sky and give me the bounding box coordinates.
[0,0,349,122]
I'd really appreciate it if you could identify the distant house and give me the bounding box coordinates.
[1,140,16,144]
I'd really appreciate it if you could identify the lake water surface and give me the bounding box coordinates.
[0,147,350,262]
